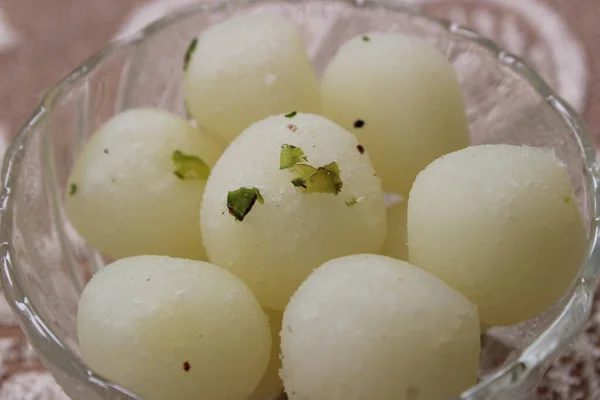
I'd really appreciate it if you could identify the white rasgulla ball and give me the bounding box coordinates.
[249,309,284,400]
[408,144,587,326]
[281,254,481,400]
[65,108,223,260]
[77,255,271,400]
[200,113,387,310]
[322,33,470,196]
[183,13,320,143]
[381,200,408,260]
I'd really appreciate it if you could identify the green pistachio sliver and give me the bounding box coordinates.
[305,162,343,195]
[280,144,307,170]
[345,196,365,206]
[68,183,78,196]
[289,162,343,195]
[285,111,297,118]
[227,187,264,221]
[291,177,306,188]
[290,164,317,189]
[183,38,198,71]
[172,150,210,180]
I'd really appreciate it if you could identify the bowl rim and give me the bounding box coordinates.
[1,0,599,399]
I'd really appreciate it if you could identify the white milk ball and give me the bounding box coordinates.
[249,309,284,400]
[65,108,223,260]
[381,200,408,260]
[408,144,587,326]
[322,33,470,196]
[281,254,480,400]
[77,256,271,400]
[184,13,320,143]
[201,113,386,310]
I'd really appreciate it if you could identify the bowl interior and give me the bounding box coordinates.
[1,1,598,399]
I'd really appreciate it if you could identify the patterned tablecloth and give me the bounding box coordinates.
[0,0,599,398]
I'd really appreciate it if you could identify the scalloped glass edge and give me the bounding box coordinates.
[0,0,599,399]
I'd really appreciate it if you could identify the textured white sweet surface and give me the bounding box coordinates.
[322,33,470,196]
[65,108,223,261]
[184,13,321,143]
[201,113,387,310]
[77,255,271,400]
[408,145,587,326]
[281,254,480,400]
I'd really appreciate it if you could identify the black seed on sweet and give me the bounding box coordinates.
[354,119,365,128]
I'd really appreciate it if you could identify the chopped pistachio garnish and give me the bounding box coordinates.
[183,38,198,71]
[227,187,264,221]
[308,162,343,194]
[172,150,210,180]
[345,196,365,207]
[290,162,343,195]
[564,196,571,204]
[280,144,307,170]
[285,111,297,118]
[290,164,315,188]
[69,183,78,196]
[291,177,307,188]
[362,35,370,42]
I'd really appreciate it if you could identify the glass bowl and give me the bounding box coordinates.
[1,0,598,399]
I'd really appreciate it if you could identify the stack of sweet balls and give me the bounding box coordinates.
[67,12,587,400]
